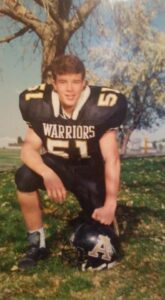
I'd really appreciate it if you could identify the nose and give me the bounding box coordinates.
[66,82,73,92]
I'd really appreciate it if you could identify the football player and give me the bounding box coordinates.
[15,54,127,269]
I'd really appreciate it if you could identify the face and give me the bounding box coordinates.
[53,73,85,113]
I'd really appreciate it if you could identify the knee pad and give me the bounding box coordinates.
[15,165,44,192]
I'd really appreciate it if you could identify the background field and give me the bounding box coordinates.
[0,149,21,171]
[0,151,164,300]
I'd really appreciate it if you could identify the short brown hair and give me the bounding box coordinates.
[51,54,86,80]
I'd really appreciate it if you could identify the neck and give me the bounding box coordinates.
[61,105,74,117]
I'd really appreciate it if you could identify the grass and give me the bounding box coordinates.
[0,148,21,171]
[0,154,165,300]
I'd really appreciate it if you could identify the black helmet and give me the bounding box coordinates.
[70,220,120,271]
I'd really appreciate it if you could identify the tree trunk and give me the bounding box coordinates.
[121,129,133,156]
[41,34,67,82]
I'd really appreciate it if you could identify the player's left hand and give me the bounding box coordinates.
[91,206,115,225]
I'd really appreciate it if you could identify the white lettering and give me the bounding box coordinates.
[42,123,96,139]
[76,126,83,139]
[72,125,76,139]
[98,88,118,107]
[43,123,53,136]
[47,139,69,158]
[58,125,65,138]
[76,140,88,158]
[89,126,95,138]
[65,126,72,139]
[88,235,115,261]
[83,126,89,139]
[50,124,58,138]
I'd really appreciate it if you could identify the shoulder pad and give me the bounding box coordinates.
[20,83,46,102]
[86,86,127,136]
[97,87,122,107]
[19,83,52,122]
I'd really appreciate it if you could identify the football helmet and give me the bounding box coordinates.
[70,219,120,271]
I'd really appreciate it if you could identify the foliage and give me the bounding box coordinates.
[0,155,165,299]
[88,1,165,151]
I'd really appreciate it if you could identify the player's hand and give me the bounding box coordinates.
[42,169,66,203]
[92,205,116,225]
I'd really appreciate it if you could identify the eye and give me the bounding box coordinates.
[74,80,81,84]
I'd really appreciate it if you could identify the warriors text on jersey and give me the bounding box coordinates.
[19,84,127,160]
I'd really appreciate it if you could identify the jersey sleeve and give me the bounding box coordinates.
[94,88,127,138]
[19,83,48,126]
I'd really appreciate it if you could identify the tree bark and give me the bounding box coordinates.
[121,129,133,156]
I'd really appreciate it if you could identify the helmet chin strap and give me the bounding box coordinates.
[113,216,120,236]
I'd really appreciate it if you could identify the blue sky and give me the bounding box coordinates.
[0,0,164,141]
[0,41,41,138]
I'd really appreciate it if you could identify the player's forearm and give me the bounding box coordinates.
[20,142,52,177]
[104,156,121,209]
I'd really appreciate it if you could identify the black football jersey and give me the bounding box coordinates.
[19,83,127,160]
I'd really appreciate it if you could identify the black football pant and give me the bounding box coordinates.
[15,153,105,216]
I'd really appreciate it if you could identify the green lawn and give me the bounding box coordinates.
[0,156,164,300]
[0,148,21,171]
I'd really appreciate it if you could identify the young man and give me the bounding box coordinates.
[15,55,127,269]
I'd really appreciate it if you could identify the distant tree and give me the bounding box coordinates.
[17,136,23,145]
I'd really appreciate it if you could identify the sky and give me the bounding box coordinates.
[0,43,41,139]
[0,0,165,142]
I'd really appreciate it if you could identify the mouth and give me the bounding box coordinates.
[65,95,75,100]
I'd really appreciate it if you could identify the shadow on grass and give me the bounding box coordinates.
[116,204,165,240]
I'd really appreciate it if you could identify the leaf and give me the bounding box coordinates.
[10,265,19,272]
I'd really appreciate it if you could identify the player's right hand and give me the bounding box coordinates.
[42,169,67,203]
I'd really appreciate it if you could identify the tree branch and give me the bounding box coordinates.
[44,0,64,27]
[33,0,45,8]
[1,0,43,35]
[67,0,101,33]
[0,7,11,16]
[0,25,31,44]
[32,0,64,28]
[58,0,72,20]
